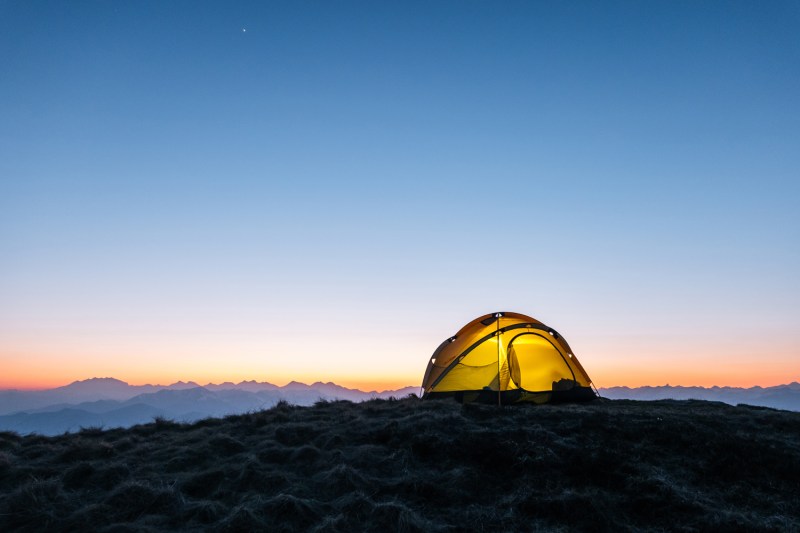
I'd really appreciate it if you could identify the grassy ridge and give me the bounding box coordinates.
[1,398,799,531]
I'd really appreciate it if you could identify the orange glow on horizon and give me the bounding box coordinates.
[0,374,421,393]
[2,368,798,392]
[0,355,423,392]
[1,333,797,391]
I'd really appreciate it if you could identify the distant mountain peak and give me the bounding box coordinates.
[283,381,310,389]
[311,381,337,388]
[168,381,200,387]
[60,377,131,392]
[69,377,128,386]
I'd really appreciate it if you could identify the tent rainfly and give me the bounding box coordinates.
[421,312,597,404]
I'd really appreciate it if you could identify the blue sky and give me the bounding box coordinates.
[1,1,798,388]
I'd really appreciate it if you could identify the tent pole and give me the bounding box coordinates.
[497,314,501,407]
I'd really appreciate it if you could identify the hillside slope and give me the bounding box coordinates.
[1,398,798,531]
[600,382,800,411]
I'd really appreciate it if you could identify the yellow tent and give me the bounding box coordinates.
[421,312,597,404]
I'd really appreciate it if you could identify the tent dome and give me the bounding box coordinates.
[421,312,596,404]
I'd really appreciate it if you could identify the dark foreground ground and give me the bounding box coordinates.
[1,398,799,532]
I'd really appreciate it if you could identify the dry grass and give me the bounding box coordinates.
[1,397,798,531]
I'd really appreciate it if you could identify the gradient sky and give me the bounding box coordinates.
[1,1,798,390]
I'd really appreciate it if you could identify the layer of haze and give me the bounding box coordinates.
[1,1,798,390]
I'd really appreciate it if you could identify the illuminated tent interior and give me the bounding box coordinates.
[421,312,597,404]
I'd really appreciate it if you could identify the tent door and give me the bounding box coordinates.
[506,333,577,393]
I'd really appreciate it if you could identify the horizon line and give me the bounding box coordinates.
[2,376,798,393]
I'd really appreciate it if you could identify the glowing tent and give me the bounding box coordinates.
[421,312,597,404]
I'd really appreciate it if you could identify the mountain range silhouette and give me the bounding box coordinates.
[1,378,798,435]
[0,378,418,435]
